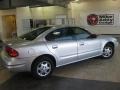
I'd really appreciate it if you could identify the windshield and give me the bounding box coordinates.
[19,27,52,41]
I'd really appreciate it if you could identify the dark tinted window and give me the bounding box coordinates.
[45,28,74,41]
[20,27,51,41]
[45,27,91,41]
[72,27,90,39]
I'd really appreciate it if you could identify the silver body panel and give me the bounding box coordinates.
[1,25,119,72]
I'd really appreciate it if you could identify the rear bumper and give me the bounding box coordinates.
[1,51,31,72]
[2,63,26,72]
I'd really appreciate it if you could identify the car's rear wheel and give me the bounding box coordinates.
[101,44,114,59]
[31,56,55,79]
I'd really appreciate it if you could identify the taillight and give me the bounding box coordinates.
[5,46,19,57]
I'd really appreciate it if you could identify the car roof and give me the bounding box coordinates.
[34,25,85,30]
[28,25,87,37]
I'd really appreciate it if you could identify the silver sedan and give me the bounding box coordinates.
[1,25,119,79]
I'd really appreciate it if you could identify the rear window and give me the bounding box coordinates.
[19,27,51,41]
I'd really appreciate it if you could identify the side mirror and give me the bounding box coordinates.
[88,34,97,39]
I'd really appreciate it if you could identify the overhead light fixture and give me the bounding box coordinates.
[75,0,79,2]
[71,0,79,3]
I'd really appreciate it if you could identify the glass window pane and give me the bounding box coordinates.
[72,27,90,39]
[46,28,74,41]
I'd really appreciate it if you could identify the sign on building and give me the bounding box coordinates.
[87,14,114,26]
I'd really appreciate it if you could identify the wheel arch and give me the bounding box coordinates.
[102,41,115,51]
[100,41,115,59]
[104,42,115,48]
[31,54,56,70]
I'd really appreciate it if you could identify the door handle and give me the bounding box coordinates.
[79,42,84,46]
[52,45,58,49]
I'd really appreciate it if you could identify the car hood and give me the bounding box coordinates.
[96,35,118,43]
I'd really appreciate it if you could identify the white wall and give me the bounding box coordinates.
[0,6,67,38]
[1,0,120,40]
[16,6,32,36]
[16,6,67,36]
[31,6,67,19]
[68,0,120,34]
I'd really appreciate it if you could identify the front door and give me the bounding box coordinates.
[72,27,101,60]
[78,39,101,60]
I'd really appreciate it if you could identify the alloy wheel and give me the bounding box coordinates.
[102,46,113,58]
[37,61,51,77]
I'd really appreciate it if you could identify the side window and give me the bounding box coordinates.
[73,27,90,40]
[45,29,62,41]
[45,28,74,41]
[61,28,74,40]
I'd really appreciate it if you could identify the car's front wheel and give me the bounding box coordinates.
[31,56,55,79]
[101,44,114,59]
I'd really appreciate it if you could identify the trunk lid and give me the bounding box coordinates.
[3,38,31,47]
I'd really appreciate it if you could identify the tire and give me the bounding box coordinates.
[31,56,55,79]
[101,44,114,59]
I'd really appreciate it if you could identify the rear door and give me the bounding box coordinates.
[45,27,78,66]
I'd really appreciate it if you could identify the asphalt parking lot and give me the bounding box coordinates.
[0,36,120,90]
